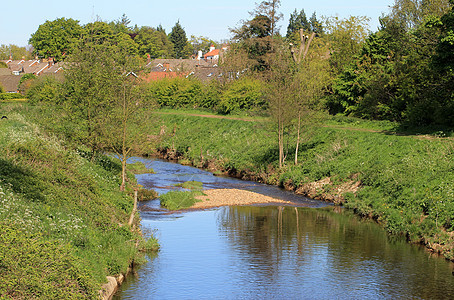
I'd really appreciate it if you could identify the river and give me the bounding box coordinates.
[114,158,454,299]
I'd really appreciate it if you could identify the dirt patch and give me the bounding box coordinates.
[191,188,297,209]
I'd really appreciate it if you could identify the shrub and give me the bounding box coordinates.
[218,77,265,114]
[26,75,61,104]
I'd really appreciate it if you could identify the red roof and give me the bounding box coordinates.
[203,49,220,58]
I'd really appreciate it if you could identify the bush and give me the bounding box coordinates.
[0,93,24,101]
[217,77,265,114]
[146,77,204,108]
[26,75,61,104]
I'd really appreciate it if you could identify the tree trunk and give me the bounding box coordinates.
[295,110,301,165]
[120,156,126,192]
[128,190,138,227]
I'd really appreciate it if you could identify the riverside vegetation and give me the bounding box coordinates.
[0,103,159,299]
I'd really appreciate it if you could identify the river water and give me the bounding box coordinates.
[114,158,454,299]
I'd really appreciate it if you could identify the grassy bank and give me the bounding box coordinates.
[0,108,156,299]
[151,110,454,260]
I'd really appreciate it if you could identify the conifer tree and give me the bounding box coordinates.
[169,21,190,58]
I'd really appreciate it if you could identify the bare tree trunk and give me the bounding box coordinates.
[120,155,127,191]
[128,189,138,227]
[295,110,301,165]
[120,85,128,192]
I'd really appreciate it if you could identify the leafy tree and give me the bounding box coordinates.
[136,26,173,58]
[29,18,84,61]
[62,38,116,156]
[169,21,191,58]
[83,21,138,55]
[252,0,283,37]
[390,0,451,30]
[325,15,371,74]
[26,76,61,104]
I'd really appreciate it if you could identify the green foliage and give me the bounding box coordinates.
[0,221,97,299]
[286,9,323,40]
[26,75,61,104]
[146,77,204,108]
[218,77,265,114]
[29,17,84,61]
[160,190,203,210]
[169,21,191,59]
[0,44,33,60]
[325,15,371,74]
[136,26,173,58]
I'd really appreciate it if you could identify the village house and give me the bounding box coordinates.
[0,57,66,93]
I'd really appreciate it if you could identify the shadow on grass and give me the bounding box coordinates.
[0,158,45,202]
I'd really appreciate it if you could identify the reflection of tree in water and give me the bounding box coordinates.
[217,206,454,298]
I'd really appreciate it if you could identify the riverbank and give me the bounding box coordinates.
[151,111,454,261]
[0,110,153,299]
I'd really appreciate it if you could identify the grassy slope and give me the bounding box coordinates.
[0,111,144,299]
[152,111,454,260]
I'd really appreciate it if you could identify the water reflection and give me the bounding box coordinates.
[115,206,454,299]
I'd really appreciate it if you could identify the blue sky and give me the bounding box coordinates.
[1,0,394,46]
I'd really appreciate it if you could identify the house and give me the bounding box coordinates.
[1,58,65,76]
[203,45,220,61]
[0,75,21,93]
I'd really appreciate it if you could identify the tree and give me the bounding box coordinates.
[83,21,138,55]
[292,38,330,165]
[136,26,173,58]
[29,18,84,61]
[100,51,151,191]
[62,38,116,156]
[325,15,371,74]
[286,9,310,39]
[266,41,297,168]
[252,0,283,37]
[169,21,191,58]
[390,0,451,30]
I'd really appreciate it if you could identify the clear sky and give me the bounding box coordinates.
[1,0,395,47]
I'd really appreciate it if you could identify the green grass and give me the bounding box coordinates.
[0,109,156,299]
[160,191,204,210]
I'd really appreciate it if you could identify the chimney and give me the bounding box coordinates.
[197,50,203,60]
[209,44,215,52]
[163,62,170,71]
[147,53,151,65]
[48,57,54,67]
